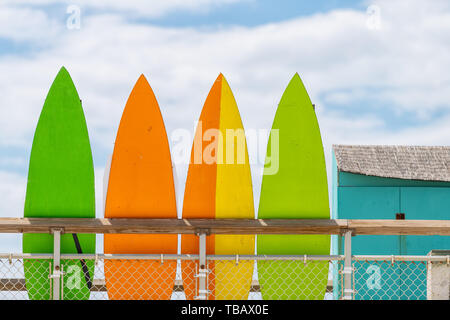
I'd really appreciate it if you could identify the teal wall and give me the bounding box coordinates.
[331,152,450,300]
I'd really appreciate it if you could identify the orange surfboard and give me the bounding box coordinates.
[181,74,255,300]
[104,75,177,300]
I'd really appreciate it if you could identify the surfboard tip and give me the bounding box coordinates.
[291,72,302,83]
[56,66,71,80]
[133,74,153,93]
[216,73,225,82]
[136,73,149,86]
[50,67,78,98]
[138,73,147,81]
[286,72,306,92]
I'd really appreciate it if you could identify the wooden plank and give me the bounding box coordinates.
[0,218,347,235]
[0,218,448,235]
[348,219,450,235]
[0,279,25,291]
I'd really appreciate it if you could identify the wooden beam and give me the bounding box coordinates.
[0,279,24,291]
[0,218,448,235]
[347,219,450,236]
[0,218,347,235]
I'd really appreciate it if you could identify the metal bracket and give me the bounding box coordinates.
[343,289,354,298]
[195,229,211,236]
[195,268,209,278]
[49,227,64,235]
[194,289,210,300]
[342,267,353,274]
[340,228,356,237]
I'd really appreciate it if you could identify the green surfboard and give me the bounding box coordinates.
[257,74,330,300]
[23,67,95,300]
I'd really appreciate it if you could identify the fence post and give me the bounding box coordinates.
[196,233,208,300]
[427,250,450,300]
[343,230,353,300]
[51,228,63,300]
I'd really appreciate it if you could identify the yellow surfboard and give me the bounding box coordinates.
[181,74,254,300]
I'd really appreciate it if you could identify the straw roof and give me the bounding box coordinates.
[333,145,450,182]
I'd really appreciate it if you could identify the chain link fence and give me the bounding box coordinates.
[1,254,447,300]
[352,260,427,300]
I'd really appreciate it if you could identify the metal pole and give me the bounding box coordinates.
[343,230,353,300]
[196,233,208,300]
[51,228,62,300]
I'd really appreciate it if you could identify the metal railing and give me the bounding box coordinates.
[0,218,448,300]
[1,252,448,300]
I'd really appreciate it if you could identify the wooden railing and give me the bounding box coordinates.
[0,218,449,235]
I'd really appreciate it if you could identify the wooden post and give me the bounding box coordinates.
[427,250,450,300]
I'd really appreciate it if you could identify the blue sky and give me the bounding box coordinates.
[0,0,449,251]
[7,1,365,28]
[135,0,364,27]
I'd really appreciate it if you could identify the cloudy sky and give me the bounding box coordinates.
[1,0,449,251]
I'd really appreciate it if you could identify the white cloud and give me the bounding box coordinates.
[0,6,62,43]
[0,171,25,252]
[0,0,449,222]
[0,171,26,218]
[0,156,27,168]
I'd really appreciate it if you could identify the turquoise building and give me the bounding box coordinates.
[331,145,450,300]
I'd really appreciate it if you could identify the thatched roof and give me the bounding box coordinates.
[333,145,450,182]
